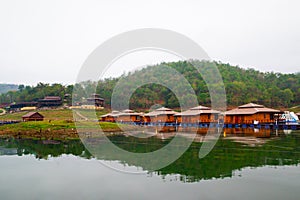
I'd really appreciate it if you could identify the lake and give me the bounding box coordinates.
[0,129,299,200]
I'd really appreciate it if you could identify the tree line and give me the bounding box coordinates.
[0,61,299,109]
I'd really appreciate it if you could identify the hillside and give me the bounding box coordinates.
[95,60,299,109]
[0,61,299,109]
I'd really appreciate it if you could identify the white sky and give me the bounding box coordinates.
[0,0,299,85]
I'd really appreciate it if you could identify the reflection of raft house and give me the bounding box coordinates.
[175,105,221,123]
[225,103,281,124]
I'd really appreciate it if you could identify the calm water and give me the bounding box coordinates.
[0,129,299,200]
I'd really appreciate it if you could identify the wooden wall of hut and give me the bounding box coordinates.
[104,116,116,122]
[117,115,141,122]
[145,115,176,123]
[177,114,219,123]
[225,113,275,124]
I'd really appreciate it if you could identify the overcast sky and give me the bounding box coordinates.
[0,0,299,85]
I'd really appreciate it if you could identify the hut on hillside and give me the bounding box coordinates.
[38,96,62,108]
[100,111,121,122]
[144,107,177,123]
[115,109,143,123]
[175,105,221,124]
[86,94,104,107]
[22,112,44,122]
[9,102,38,112]
[225,103,281,124]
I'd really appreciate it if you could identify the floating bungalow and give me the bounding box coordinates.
[175,105,221,124]
[225,103,281,124]
[22,112,44,122]
[144,107,178,123]
[100,110,121,122]
[116,109,143,123]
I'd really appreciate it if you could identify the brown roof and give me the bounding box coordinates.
[44,96,61,100]
[22,112,44,118]
[144,107,178,116]
[190,105,211,110]
[117,109,143,116]
[175,105,220,116]
[101,110,143,117]
[225,103,280,115]
[238,103,264,108]
[122,109,134,113]
[155,107,172,111]
[101,110,122,117]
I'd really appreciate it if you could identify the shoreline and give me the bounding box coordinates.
[0,121,128,140]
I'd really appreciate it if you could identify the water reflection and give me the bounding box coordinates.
[0,129,299,183]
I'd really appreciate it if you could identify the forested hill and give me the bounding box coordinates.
[95,61,299,109]
[0,84,18,94]
[0,61,299,109]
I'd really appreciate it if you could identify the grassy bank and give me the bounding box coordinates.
[0,108,125,140]
[0,108,108,121]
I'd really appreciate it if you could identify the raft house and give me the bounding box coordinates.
[99,104,299,130]
[115,109,144,123]
[175,105,221,124]
[143,107,178,125]
[100,110,121,122]
[86,94,104,107]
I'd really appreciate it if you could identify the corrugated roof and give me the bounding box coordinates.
[101,110,143,117]
[144,107,177,116]
[225,103,280,115]
[44,96,61,100]
[118,112,144,116]
[155,107,172,111]
[122,109,134,113]
[190,105,210,110]
[238,103,264,108]
[100,110,121,117]
[175,105,220,116]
